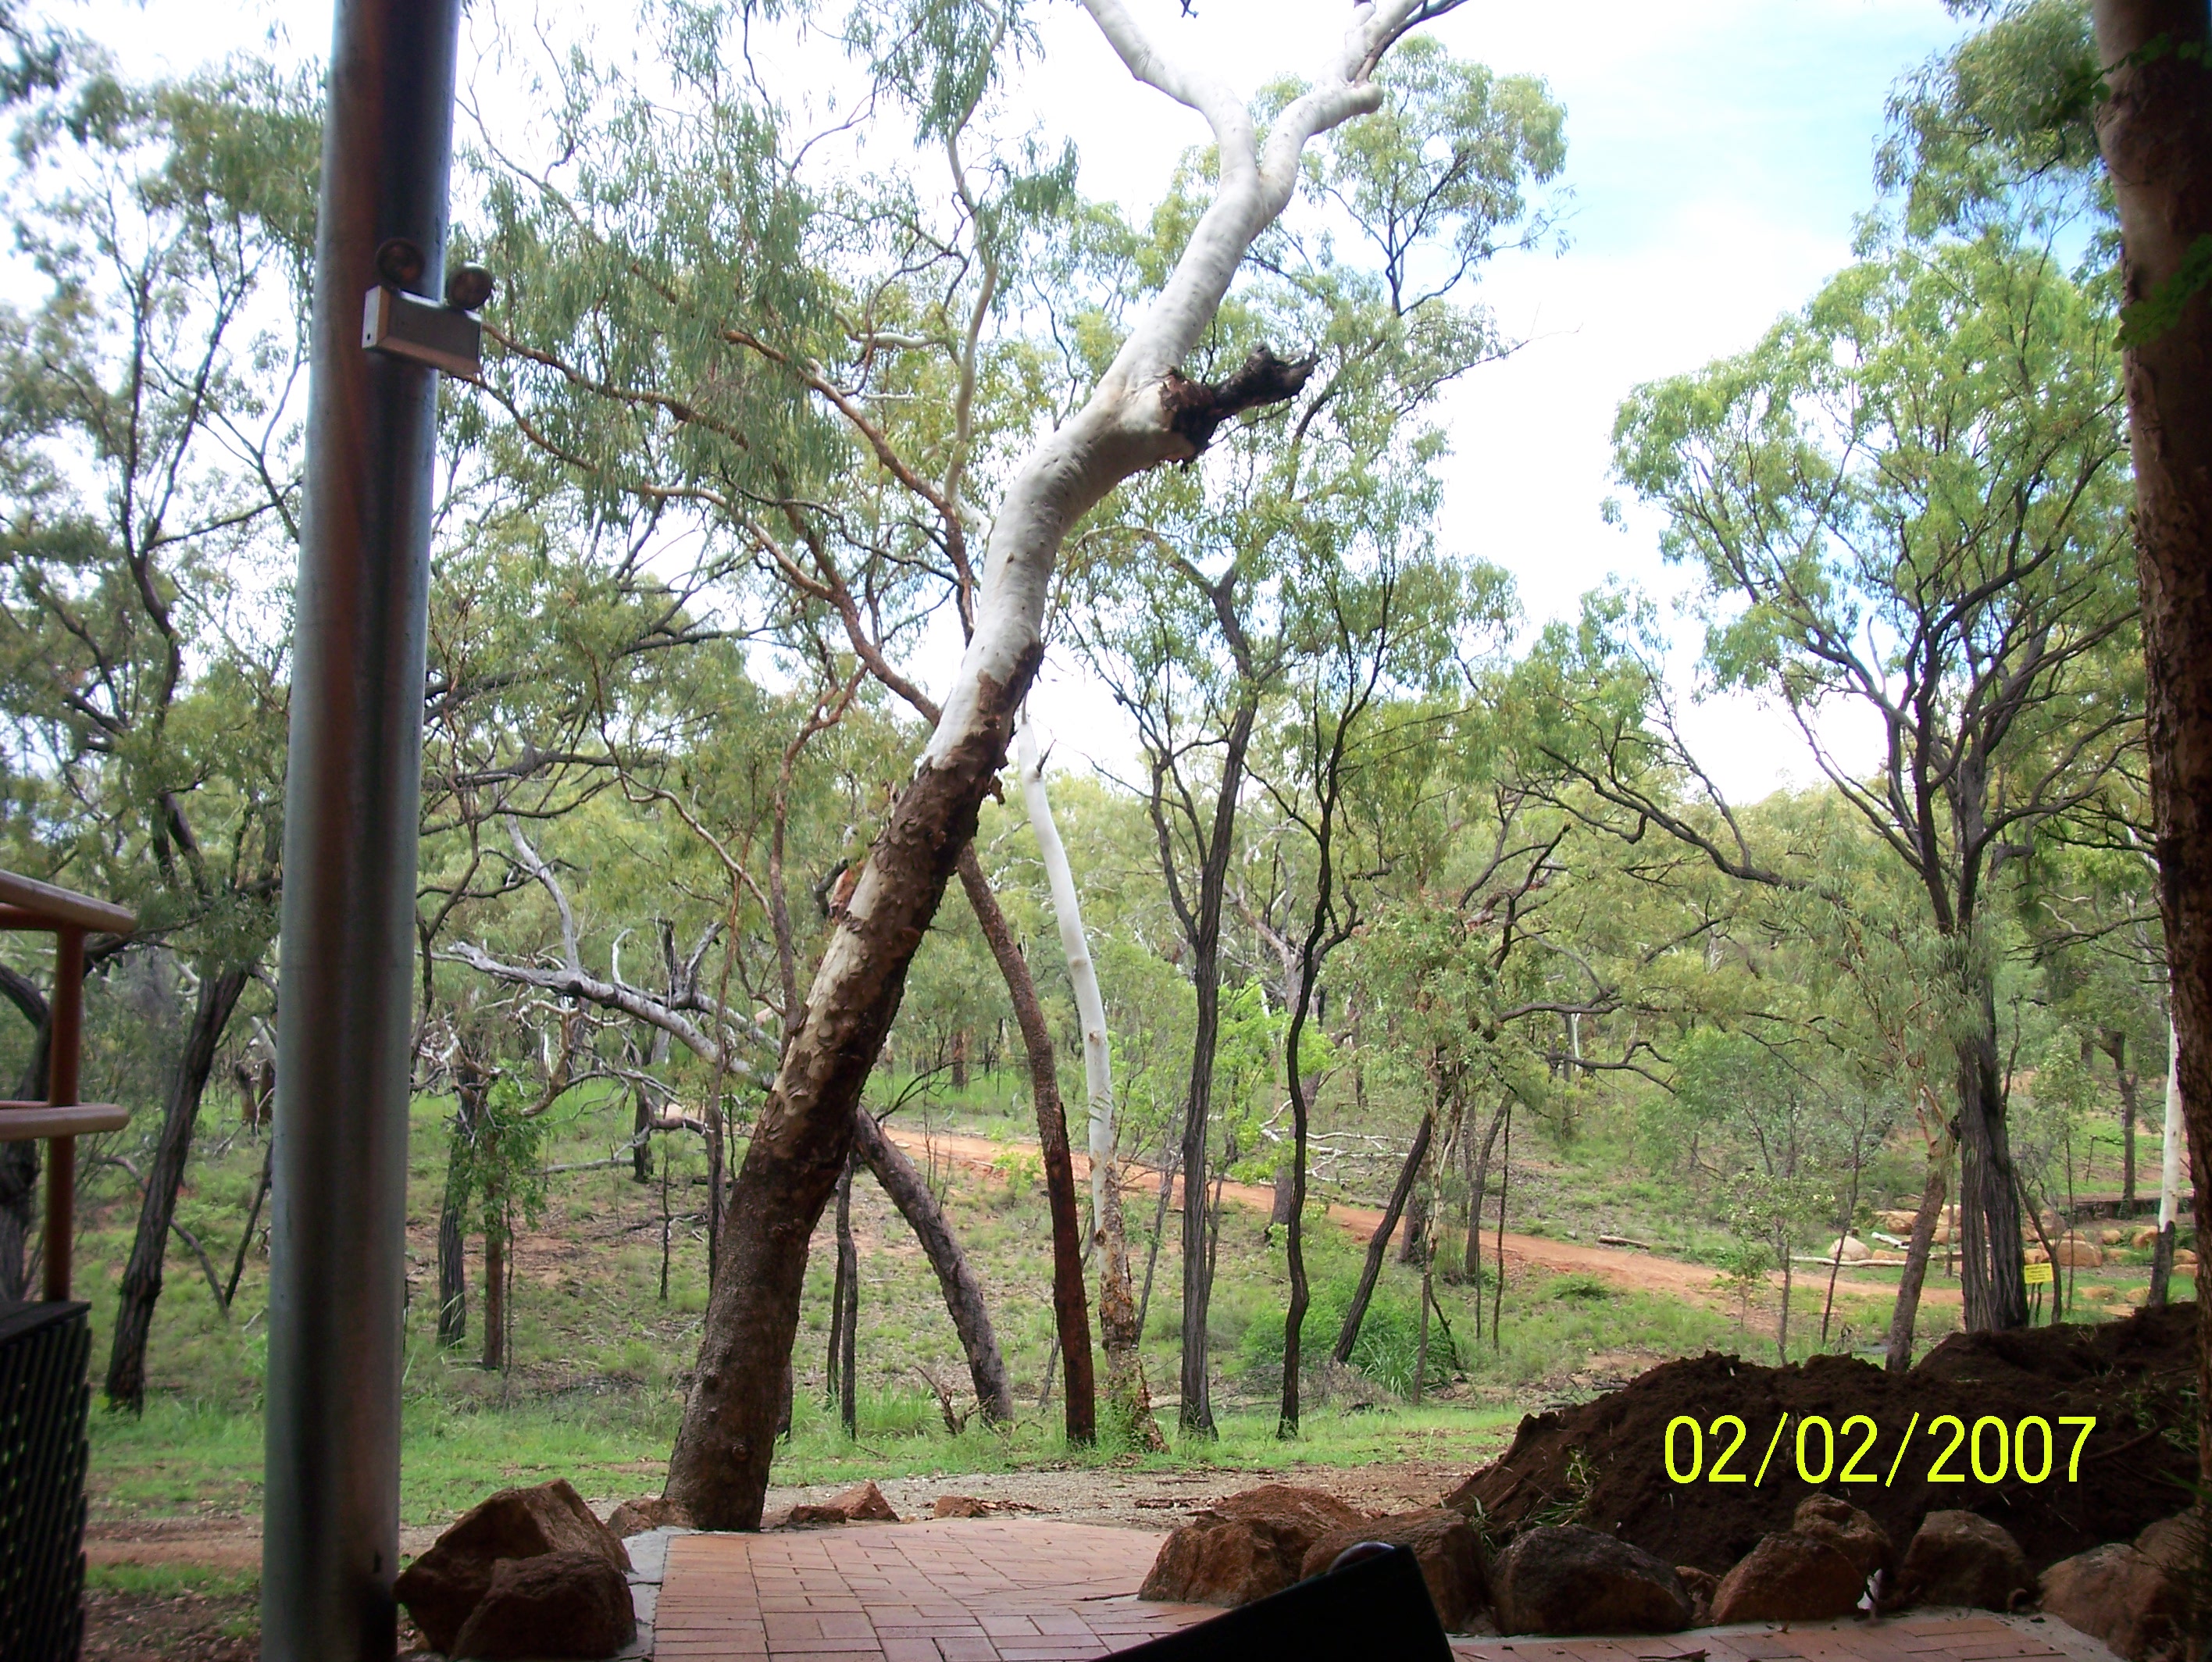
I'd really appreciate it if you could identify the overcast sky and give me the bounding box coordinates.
[73,0,1968,799]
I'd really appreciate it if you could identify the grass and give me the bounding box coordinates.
[66,1069,2182,1532]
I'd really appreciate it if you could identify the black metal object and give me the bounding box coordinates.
[263,0,464,1656]
[0,1300,91,1662]
[1104,1545,1454,1661]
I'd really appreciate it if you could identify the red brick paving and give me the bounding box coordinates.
[655,1521,2120,1662]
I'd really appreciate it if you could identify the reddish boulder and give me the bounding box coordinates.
[1710,1532,1864,1624]
[1893,1510,2032,1611]
[1140,1485,1370,1607]
[2039,1544,2186,1662]
[933,1495,990,1519]
[1793,1493,1892,1580]
[394,1479,633,1654]
[1490,1525,1693,1635]
[1300,1510,1488,1632]
[449,1550,636,1660]
[606,1496,691,1538]
[787,1479,901,1527]
[2135,1510,2204,1575]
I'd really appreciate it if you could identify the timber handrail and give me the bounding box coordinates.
[0,866,137,1300]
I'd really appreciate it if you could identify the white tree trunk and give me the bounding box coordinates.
[1020,717,1114,1225]
[2164,1015,2185,1235]
[669,0,1460,1528]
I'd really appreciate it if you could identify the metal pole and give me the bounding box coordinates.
[41,926,81,1302]
[262,0,459,1656]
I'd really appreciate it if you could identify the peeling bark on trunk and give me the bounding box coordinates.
[662,0,1456,1527]
[958,847,1094,1443]
[1019,721,1158,1447]
[1954,990,2027,1331]
[105,964,250,1414]
[1332,1109,1432,1368]
[849,1105,1015,1427]
[1885,1139,1951,1373]
[2092,0,2212,1471]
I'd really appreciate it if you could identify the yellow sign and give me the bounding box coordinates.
[2024,1261,2054,1286]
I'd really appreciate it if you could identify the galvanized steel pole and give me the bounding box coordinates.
[262,1,460,1656]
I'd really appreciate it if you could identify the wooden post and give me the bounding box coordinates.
[41,926,82,1302]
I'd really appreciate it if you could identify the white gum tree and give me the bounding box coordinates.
[665,0,1472,1528]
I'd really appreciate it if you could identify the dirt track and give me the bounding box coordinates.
[881,1125,1954,1309]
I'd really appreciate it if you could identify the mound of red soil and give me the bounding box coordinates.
[1447,1304,2195,1576]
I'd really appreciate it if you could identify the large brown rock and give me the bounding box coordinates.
[1793,1494,1892,1579]
[1710,1532,1864,1624]
[1299,1510,1489,1632]
[2136,1510,2205,1575]
[1490,1525,1692,1635]
[2039,1544,2186,1662]
[1140,1485,1370,1608]
[394,1479,633,1653]
[450,1550,637,1660]
[788,1479,901,1527]
[1893,1510,2032,1611]
[606,1496,692,1538]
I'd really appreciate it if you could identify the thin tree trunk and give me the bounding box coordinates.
[665,5,1446,1524]
[1137,1142,1177,1343]
[1954,989,2028,1331]
[834,1155,858,1436]
[828,1157,854,1410]
[437,1058,487,1350]
[1332,1109,1432,1368]
[849,1106,1014,1425]
[224,1137,274,1311]
[1820,1124,1867,1346]
[482,1216,507,1372]
[1461,1100,1507,1315]
[957,847,1094,1443]
[1019,720,1158,1446]
[1884,1137,1951,1372]
[2105,1032,2139,1212]
[0,984,53,1304]
[2091,0,2212,1475]
[105,964,250,1413]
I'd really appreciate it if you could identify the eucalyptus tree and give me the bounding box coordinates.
[1586,233,2137,1332]
[0,59,319,1403]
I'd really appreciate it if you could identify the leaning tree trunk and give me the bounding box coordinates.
[1332,1108,1433,1368]
[2092,0,2212,1473]
[1884,1135,1953,1372]
[105,964,251,1412]
[849,1106,1015,1425]
[662,0,1448,1528]
[958,847,1095,1443]
[1019,719,1158,1447]
[1954,982,2028,1331]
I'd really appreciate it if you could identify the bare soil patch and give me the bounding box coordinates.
[1448,1301,2194,1575]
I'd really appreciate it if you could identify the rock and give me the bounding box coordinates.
[2082,1284,2117,1302]
[1490,1525,1692,1635]
[1299,1510,1488,1632]
[933,1495,990,1519]
[1792,1494,1892,1580]
[2100,1228,2125,1246]
[1876,1210,1921,1234]
[1825,1236,1873,1263]
[1709,1532,1865,1624]
[2176,1249,2199,1271]
[1140,1485,1370,1608]
[606,1496,691,1538]
[787,1480,900,1528]
[449,1550,637,1660]
[2135,1226,2161,1250]
[394,1479,633,1654]
[2136,1510,2205,1574]
[1893,1510,2032,1612]
[2053,1237,2103,1268]
[2039,1544,2185,1662]
[1675,1566,1718,1627]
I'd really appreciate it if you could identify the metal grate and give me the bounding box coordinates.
[0,1300,91,1662]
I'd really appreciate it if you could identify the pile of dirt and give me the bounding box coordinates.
[1447,1304,2196,1576]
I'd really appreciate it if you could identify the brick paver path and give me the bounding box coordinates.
[652,1520,1216,1660]
[653,1521,2121,1662]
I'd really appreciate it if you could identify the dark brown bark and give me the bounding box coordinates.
[949,1027,969,1091]
[1884,1139,1952,1372]
[957,846,1094,1443]
[666,653,1036,1529]
[2103,1031,2141,1211]
[848,1104,1015,1428]
[1094,1159,1162,1449]
[0,964,52,1304]
[1331,1109,1432,1368]
[1954,992,2028,1331]
[104,963,250,1413]
[833,1154,857,1436]
[1459,1100,1508,1313]
[483,1222,506,1372]
[437,1056,487,1350]
[2092,0,2212,1475]
[223,1136,273,1311]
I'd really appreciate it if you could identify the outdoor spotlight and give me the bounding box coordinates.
[374,237,426,289]
[444,264,495,312]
